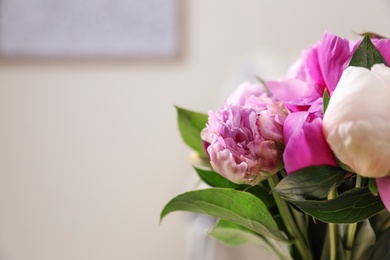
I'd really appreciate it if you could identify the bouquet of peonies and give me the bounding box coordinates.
[161,32,390,260]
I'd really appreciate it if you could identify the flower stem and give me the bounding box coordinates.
[345,223,357,260]
[345,175,363,260]
[268,174,312,260]
[328,188,338,260]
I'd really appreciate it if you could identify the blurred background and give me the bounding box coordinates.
[0,0,389,259]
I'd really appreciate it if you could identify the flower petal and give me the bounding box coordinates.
[284,110,337,174]
[266,79,317,112]
[376,176,390,211]
[208,147,248,184]
[313,32,353,93]
[226,81,265,106]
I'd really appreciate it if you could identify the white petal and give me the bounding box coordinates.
[324,65,390,130]
[326,119,390,177]
[324,64,390,177]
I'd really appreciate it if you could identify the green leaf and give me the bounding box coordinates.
[247,185,276,210]
[348,34,388,68]
[208,219,291,259]
[369,209,390,235]
[351,220,376,260]
[210,219,292,258]
[160,188,286,241]
[194,167,245,190]
[365,227,390,260]
[323,89,330,113]
[194,167,275,209]
[208,219,268,246]
[287,188,385,224]
[176,106,208,156]
[368,178,379,196]
[273,165,347,200]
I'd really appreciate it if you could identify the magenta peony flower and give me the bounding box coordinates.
[266,32,355,112]
[265,32,363,174]
[201,82,289,185]
[283,99,338,174]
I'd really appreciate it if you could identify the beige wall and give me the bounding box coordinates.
[0,1,389,259]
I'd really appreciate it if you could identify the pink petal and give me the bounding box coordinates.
[313,32,353,93]
[226,81,265,106]
[376,176,390,211]
[208,147,248,184]
[374,38,390,65]
[283,111,337,174]
[266,79,318,112]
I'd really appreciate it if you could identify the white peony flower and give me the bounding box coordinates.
[323,64,390,178]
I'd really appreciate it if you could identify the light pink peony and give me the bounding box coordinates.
[323,64,390,178]
[201,82,289,185]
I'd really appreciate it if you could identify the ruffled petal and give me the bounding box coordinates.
[208,147,248,184]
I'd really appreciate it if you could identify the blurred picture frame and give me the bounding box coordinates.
[0,0,183,60]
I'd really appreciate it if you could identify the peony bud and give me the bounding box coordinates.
[323,64,390,178]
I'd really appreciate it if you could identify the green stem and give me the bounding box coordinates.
[345,223,357,260]
[328,188,338,260]
[268,174,312,260]
[345,176,363,260]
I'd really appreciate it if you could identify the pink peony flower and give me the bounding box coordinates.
[265,33,351,174]
[201,82,289,185]
[266,32,355,112]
